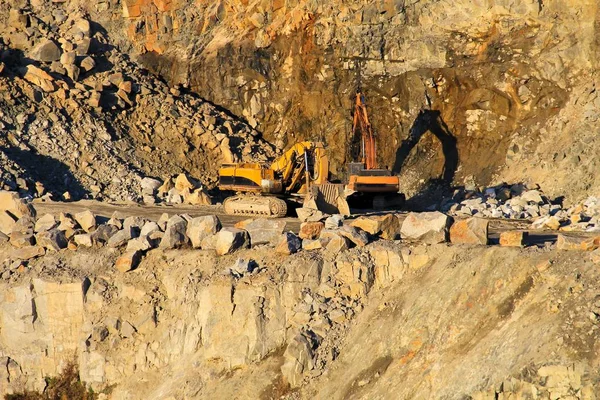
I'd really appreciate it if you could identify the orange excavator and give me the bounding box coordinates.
[346,92,405,209]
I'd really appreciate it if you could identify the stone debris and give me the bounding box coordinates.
[350,214,400,240]
[228,258,258,277]
[297,207,327,223]
[35,229,67,251]
[159,216,188,249]
[0,6,276,204]
[74,233,94,248]
[449,218,489,245]
[107,227,136,248]
[187,215,221,248]
[445,184,552,220]
[275,232,302,255]
[126,236,154,252]
[74,210,97,232]
[0,191,36,219]
[325,215,344,230]
[214,228,250,256]
[401,212,450,244]
[34,214,58,233]
[149,174,213,206]
[0,212,18,236]
[299,222,324,240]
[91,224,118,245]
[10,231,35,248]
[338,225,369,247]
[556,234,600,251]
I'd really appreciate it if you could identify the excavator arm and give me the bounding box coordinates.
[269,141,329,193]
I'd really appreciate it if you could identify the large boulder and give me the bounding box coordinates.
[91,224,119,245]
[30,39,61,62]
[401,212,450,244]
[0,191,36,219]
[74,210,97,232]
[338,225,369,247]
[557,234,600,251]
[10,231,35,248]
[499,231,528,247]
[34,214,58,233]
[235,218,285,246]
[159,215,188,249]
[107,227,136,248]
[350,214,400,240]
[449,217,489,245]
[187,216,221,248]
[36,229,68,251]
[214,228,250,256]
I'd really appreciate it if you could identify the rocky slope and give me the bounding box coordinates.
[0,3,275,202]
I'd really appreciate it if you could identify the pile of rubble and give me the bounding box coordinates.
[531,195,600,233]
[444,183,559,220]
[0,5,275,202]
[140,174,212,206]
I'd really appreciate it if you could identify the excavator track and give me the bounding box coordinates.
[223,195,288,218]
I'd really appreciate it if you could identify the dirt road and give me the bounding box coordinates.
[33,200,303,232]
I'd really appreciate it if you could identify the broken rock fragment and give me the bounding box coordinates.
[214,228,250,256]
[36,229,68,251]
[115,250,142,273]
[74,210,97,232]
[159,215,188,249]
[275,232,302,255]
[449,217,489,245]
[187,215,221,248]
[401,212,450,244]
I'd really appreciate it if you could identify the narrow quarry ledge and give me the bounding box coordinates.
[1,242,599,399]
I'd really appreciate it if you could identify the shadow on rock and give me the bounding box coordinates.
[1,146,88,200]
[392,109,458,183]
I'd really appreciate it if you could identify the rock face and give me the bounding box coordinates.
[57,0,599,206]
[0,234,598,399]
[401,212,450,244]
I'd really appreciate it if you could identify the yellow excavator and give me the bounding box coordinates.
[219,141,348,217]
